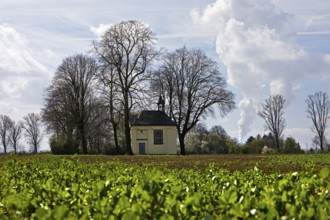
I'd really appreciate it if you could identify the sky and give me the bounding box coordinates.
[0,0,330,151]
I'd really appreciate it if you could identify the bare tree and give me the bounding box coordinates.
[97,64,123,153]
[42,54,98,154]
[8,120,24,154]
[23,113,43,153]
[151,47,235,155]
[258,95,286,150]
[86,100,113,154]
[0,115,12,154]
[42,80,75,136]
[93,20,159,154]
[306,91,330,151]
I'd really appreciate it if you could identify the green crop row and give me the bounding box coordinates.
[0,156,329,219]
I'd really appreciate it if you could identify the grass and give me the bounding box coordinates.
[2,153,330,173]
[0,153,329,218]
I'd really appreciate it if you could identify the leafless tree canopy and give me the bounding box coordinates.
[23,113,43,153]
[0,115,12,154]
[151,47,235,155]
[306,91,330,151]
[8,120,23,153]
[93,20,159,154]
[258,94,286,150]
[42,54,98,154]
[96,65,124,153]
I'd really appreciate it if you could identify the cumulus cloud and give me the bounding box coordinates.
[90,23,112,38]
[0,23,50,120]
[192,0,330,141]
[0,24,47,74]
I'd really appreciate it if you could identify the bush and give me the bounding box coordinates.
[261,146,276,154]
[282,137,304,154]
[49,135,77,155]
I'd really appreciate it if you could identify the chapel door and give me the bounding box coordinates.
[138,142,146,154]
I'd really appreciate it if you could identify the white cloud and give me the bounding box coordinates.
[0,23,51,121]
[90,23,112,38]
[325,54,330,64]
[0,24,47,74]
[192,0,330,141]
[0,77,29,99]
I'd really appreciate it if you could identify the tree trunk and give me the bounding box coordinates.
[110,102,120,153]
[179,134,186,155]
[319,134,324,151]
[125,121,133,155]
[79,121,88,154]
[124,93,133,155]
[13,141,17,154]
[112,122,120,153]
[275,137,280,151]
[81,130,87,154]
[3,142,6,154]
[34,142,38,153]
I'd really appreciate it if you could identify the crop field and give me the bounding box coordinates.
[0,154,329,219]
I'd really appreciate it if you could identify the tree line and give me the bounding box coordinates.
[184,125,304,154]
[185,91,330,154]
[0,113,43,154]
[258,93,330,152]
[187,92,330,154]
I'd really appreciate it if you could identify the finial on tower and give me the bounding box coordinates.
[157,94,165,111]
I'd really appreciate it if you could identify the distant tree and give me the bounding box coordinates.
[42,54,98,154]
[8,120,24,154]
[23,113,43,153]
[306,91,330,151]
[246,136,255,145]
[185,123,208,154]
[185,133,202,154]
[193,123,209,148]
[283,136,303,153]
[0,115,12,154]
[243,135,264,154]
[206,126,229,154]
[242,133,277,154]
[258,95,286,150]
[186,124,235,154]
[93,20,159,155]
[262,133,276,149]
[152,47,235,155]
[227,137,240,154]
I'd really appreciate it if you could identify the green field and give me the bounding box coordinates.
[0,154,329,219]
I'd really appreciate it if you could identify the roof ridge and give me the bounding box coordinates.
[131,110,176,126]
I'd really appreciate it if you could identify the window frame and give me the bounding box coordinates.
[153,130,163,145]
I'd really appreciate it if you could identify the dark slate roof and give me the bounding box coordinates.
[131,110,176,126]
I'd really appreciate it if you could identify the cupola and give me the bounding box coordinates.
[157,94,165,112]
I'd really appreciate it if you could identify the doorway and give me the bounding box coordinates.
[138,142,146,154]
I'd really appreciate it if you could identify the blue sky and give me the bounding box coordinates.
[0,0,329,150]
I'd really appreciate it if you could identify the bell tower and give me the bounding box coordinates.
[157,94,165,112]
